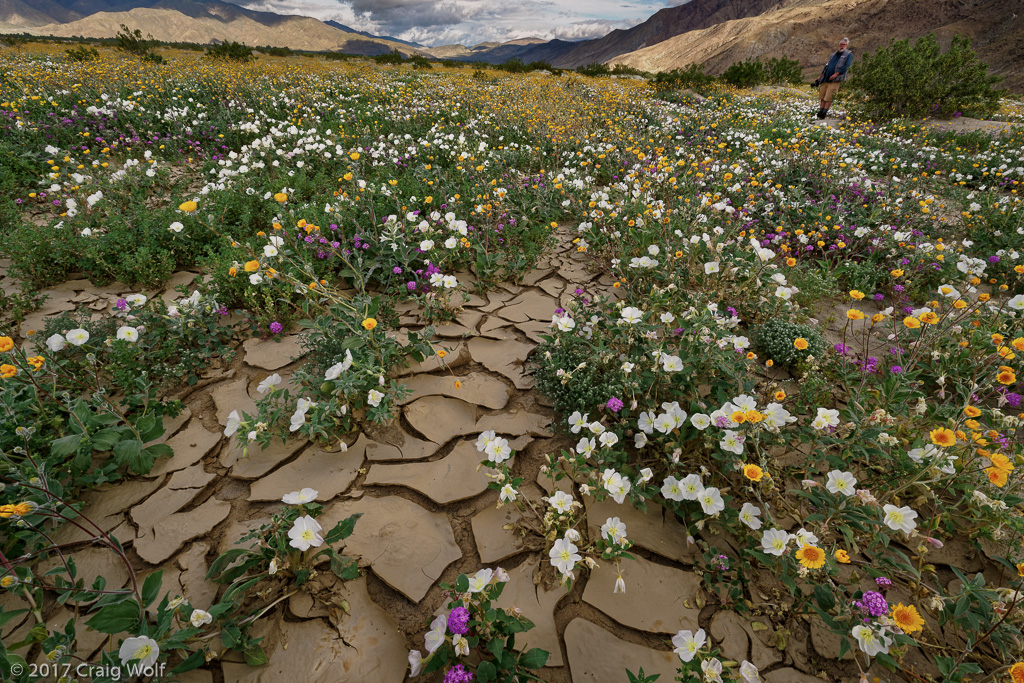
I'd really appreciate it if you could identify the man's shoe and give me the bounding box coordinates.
[817,109,827,120]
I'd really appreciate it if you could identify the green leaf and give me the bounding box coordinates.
[221,624,241,649]
[113,439,148,473]
[324,514,362,544]
[244,643,268,666]
[222,577,261,604]
[206,549,249,580]
[145,443,173,459]
[455,574,469,593]
[85,600,140,634]
[169,650,206,674]
[141,570,163,608]
[475,660,496,683]
[51,434,83,458]
[487,637,504,660]
[519,648,549,669]
[813,585,835,612]
[0,609,28,629]
[330,553,359,580]
[90,429,122,451]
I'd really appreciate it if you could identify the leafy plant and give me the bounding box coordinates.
[847,34,1004,120]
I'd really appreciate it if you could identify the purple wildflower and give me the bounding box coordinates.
[875,576,892,588]
[393,266,402,274]
[856,591,889,617]
[606,397,624,413]
[443,664,474,683]
[447,607,470,635]
[269,321,283,335]
[407,281,417,291]
[834,343,849,355]
[890,366,903,374]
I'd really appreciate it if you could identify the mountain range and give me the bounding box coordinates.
[1,0,1021,90]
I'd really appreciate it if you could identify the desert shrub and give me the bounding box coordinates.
[494,58,531,74]
[65,45,100,62]
[752,318,826,368]
[764,56,803,85]
[577,62,611,78]
[374,49,403,65]
[720,59,766,88]
[114,24,154,57]
[847,34,1004,120]
[206,41,255,62]
[652,63,715,93]
[407,55,433,69]
[259,45,292,57]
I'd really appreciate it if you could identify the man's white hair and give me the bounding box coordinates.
[840,37,850,44]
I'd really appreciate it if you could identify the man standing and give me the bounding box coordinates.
[816,37,852,119]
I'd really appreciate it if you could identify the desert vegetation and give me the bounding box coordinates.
[0,41,1023,683]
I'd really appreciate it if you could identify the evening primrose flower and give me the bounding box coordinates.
[424,615,447,654]
[568,411,589,433]
[851,624,891,657]
[739,502,762,530]
[66,328,90,346]
[679,474,704,500]
[811,407,840,430]
[282,488,318,504]
[547,491,575,514]
[325,350,354,379]
[485,437,511,464]
[704,261,720,275]
[499,484,517,502]
[698,487,725,515]
[257,373,282,394]
[882,504,918,534]
[118,636,160,668]
[116,326,139,342]
[223,410,241,438]
[189,609,212,628]
[367,389,384,407]
[467,568,493,592]
[601,516,627,544]
[671,628,706,662]
[408,650,423,677]
[549,537,582,576]
[739,661,761,682]
[287,515,324,551]
[761,528,790,556]
[45,334,66,352]
[620,307,643,324]
[662,476,685,502]
[826,470,857,496]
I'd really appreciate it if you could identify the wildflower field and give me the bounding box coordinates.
[1,44,1024,683]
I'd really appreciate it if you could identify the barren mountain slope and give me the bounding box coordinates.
[551,0,786,68]
[609,0,1024,89]
[29,5,426,53]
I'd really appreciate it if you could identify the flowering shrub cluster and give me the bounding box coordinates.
[0,487,359,680]
[409,568,549,682]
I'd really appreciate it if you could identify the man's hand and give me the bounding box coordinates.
[829,73,838,81]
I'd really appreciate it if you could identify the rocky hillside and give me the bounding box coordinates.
[21,0,426,54]
[607,0,1024,89]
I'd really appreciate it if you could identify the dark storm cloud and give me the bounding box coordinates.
[345,0,476,30]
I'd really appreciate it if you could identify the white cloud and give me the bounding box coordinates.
[229,0,658,47]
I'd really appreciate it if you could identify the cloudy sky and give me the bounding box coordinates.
[234,0,690,47]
